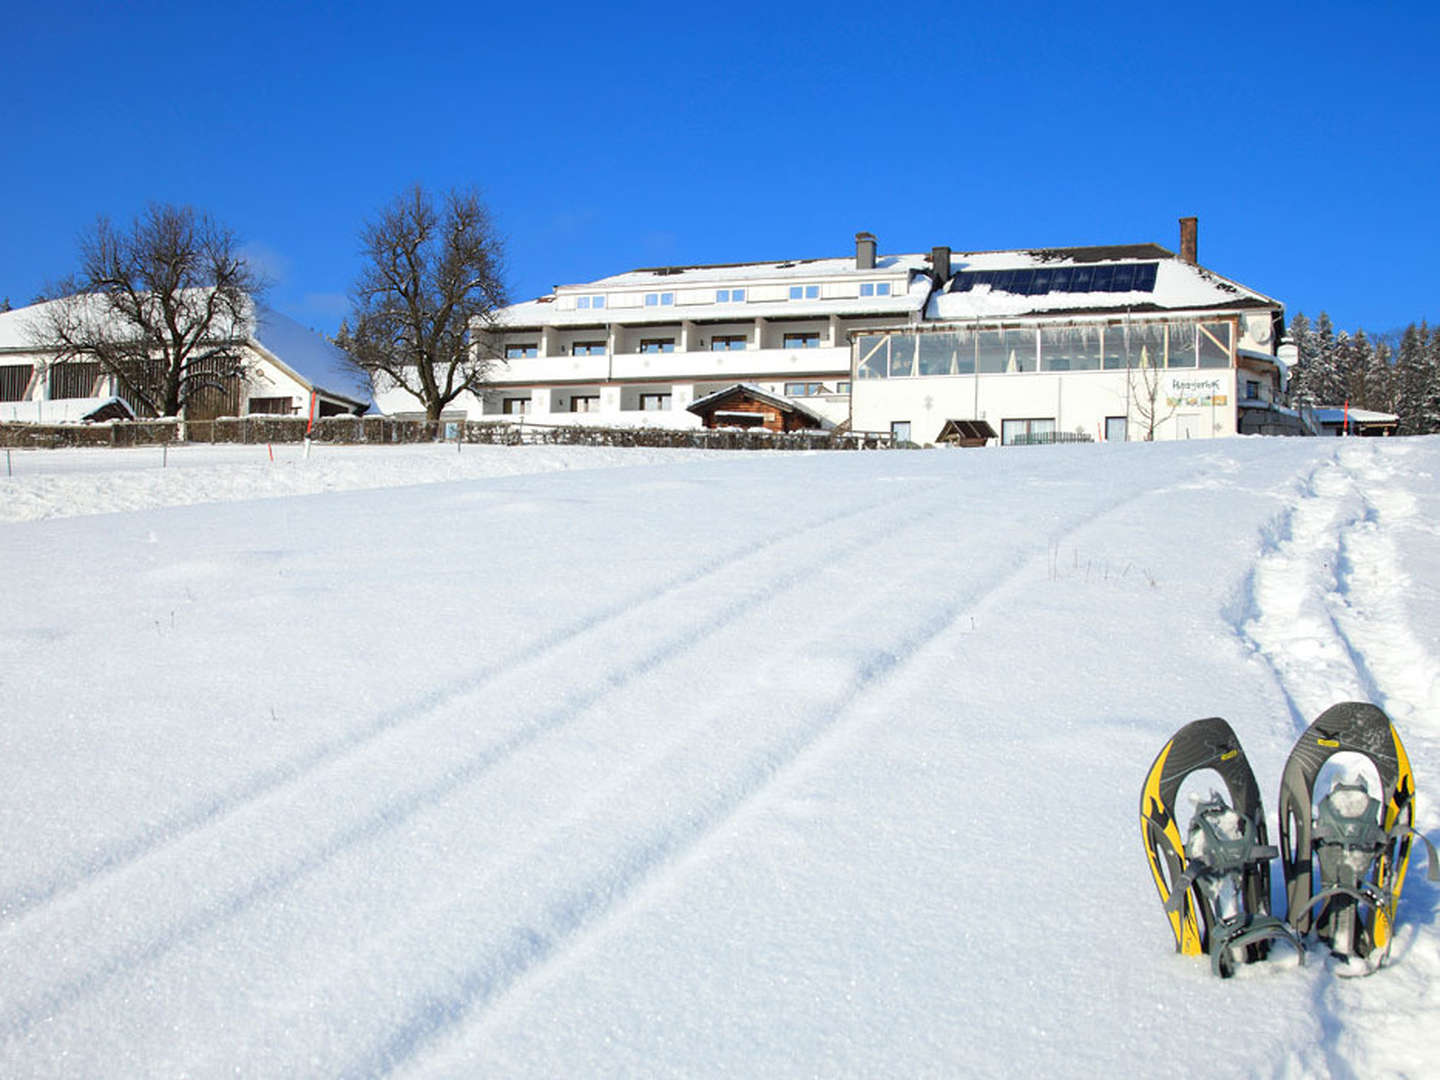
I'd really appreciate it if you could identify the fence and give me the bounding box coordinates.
[1,416,897,452]
[1009,431,1096,446]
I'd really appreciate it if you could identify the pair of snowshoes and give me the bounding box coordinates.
[1140,702,1438,978]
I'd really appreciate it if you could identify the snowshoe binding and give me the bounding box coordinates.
[1279,702,1439,975]
[1141,717,1303,977]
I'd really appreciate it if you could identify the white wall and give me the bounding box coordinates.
[850,368,1238,444]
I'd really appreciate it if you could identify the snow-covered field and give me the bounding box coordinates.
[2,436,1437,1078]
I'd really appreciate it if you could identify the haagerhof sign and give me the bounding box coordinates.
[1166,375,1228,408]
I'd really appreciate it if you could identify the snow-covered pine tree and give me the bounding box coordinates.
[1395,322,1429,434]
[1420,322,1440,434]
[1285,312,1317,405]
[1366,338,1397,414]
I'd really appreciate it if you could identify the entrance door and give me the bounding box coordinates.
[1105,416,1128,443]
[1175,413,1201,440]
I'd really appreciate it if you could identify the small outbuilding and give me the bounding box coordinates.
[935,418,997,447]
[1312,407,1399,437]
[686,383,831,432]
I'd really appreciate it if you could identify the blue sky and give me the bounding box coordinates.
[3,2,1436,337]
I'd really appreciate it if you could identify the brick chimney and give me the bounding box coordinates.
[855,231,876,270]
[930,245,951,283]
[1179,216,1198,264]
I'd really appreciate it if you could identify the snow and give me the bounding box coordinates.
[2,435,1439,1078]
[251,306,368,404]
[928,257,1271,321]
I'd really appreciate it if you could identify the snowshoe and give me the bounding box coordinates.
[1141,717,1303,976]
[1278,702,1439,974]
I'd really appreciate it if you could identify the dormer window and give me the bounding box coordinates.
[859,282,892,297]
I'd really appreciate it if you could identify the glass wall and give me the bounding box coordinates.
[855,319,1236,378]
[917,330,976,375]
[1040,325,1102,372]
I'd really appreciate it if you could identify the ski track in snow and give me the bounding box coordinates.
[0,458,1185,1076]
[0,477,948,927]
[1237,439,1440,1078]
[344,472,1174,1078]
[0,478,953,1032]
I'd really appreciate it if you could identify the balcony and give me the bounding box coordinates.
[487,345,851,386]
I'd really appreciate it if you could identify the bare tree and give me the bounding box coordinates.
[36,204,262,417]
[339,186,507,423]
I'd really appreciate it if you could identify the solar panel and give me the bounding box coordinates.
[946,260,1165,297]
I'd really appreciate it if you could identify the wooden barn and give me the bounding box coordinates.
[686,383,831,432]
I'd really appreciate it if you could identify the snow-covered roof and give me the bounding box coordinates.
[1313,407,1398,424]
[928,246,1279,321]
[249,307,368,406]
[0,297,79,351]
[0,295,367,407]
[499,265,929,329]
[572,252,930,290]
[494,241,1280,332]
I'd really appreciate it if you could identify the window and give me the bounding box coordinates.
[783,332,820,349]
[1105,416,1128,443]
[836,381,851,395]
[711,335,747,351]
[505,343,538,359]
[640,393,671,411]
[1001,418,1057,445]
[1245,380,1260,401]
[247,396,293,415]
[571,341,606,356]
[644,292,675,306]
[1199,322,1232,368]
[859,282,892,297]
[0,364,31,401]
[890,421,912,443]
[716,288,746,303]
[502,397,531,415]
[640,338,675,353]
[50,362,100,399]
[575,295,605,309]
[570,395,600,412]
[788,285,820,300]
[785,382,826,396]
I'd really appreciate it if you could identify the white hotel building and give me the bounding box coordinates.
[374,222,1291,444]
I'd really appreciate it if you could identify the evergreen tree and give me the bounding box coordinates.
[1285,312,1317,405]
[1420,323,1440,434]
[1366,339,1397,414]
[1394,322,1427,433]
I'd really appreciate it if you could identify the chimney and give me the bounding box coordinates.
[1179,216,1198,264]
[855,231,876,270]
[930,245,951,283]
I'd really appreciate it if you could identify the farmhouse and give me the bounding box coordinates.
[0,299,367,422]
[380,220,1290,444]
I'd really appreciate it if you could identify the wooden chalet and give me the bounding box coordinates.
[686,383,831,433]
